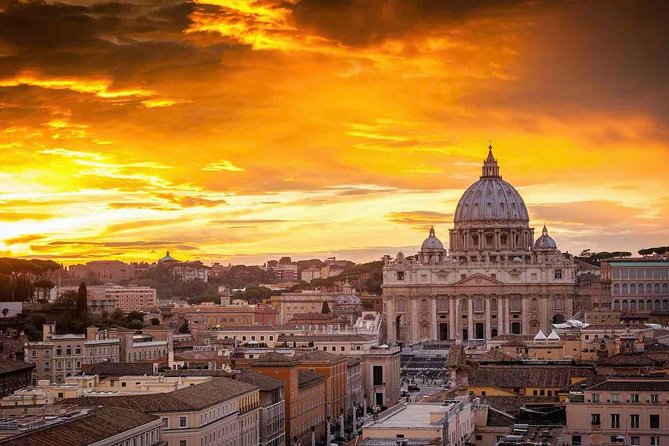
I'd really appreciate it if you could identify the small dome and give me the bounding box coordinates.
[421,226,444,251]
[534,225,557,250]
[159,250,177,263]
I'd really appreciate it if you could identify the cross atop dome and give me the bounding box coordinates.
[482,144,501,178]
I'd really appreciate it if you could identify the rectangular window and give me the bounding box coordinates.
[373,366,383,386]
[591,414,601,425]
[396,271,405,281]
[592,393,600,402]
[631,437,640,446]
[631,394,639,403]
[651,438,660,446]
[611,413,620,429]
[554,269,562,279]
[631,414,639,429]
[650,414,660,429]
[179,416,187,428]
[610,394,619,403]
[651,394,660,403]
[162,418,168,428]
[572,435,582,446]
[180,441,187,446]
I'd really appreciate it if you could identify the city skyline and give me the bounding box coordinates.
[1,1,668,264]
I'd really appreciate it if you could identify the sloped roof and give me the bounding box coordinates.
[236,370,284,391]
[294,350,346,363]
[298,369,324,388]
[0,360,34,374]
[81,362,154,377]
[68,377,256,413]
[251,352,299,367]
[469,366,593,389]
[0,406,159,446]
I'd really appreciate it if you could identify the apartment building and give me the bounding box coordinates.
[294,350,348,421]
[251,352,326,446]
[87,284,157,314]
[566,375,669,446]
[174,302,278,329]
[71,377,260,446]
[25,323,120,384]
[235,370,286,446]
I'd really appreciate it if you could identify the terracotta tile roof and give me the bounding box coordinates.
[68,377,256,412]
[469,366,593,389]
[252,352,299,367]
[597,352,657,366]
[486,407,516,426]
[474,349,518,363]
[81,362,154,377]
[298,369,324,389]
[346,357,361,366]
[569,375,669,392]
[0,406,159,446]
[164,369,233,377]
[236,370,284,391]
[0,360,34,374]
[294,350,346,363]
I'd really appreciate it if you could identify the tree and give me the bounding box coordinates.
[150,317,160,325]
[128,319,143,330]
[178,319,190,333]
[2,308,8,318]
[321,301,330,314]
[76,282,87,315]
[126,311,144,323]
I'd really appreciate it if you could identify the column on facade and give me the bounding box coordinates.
[386,297,396,344]
[410,298,419,342]
[430,298,438,340]
[502,296,509,335]
[485,296,492,340]
[540,295,549,333]
[449,296,457,340]
[467,297,474,340]
[494,229,500,250]
[478,230,483,250]
[521,295,530,334]
[510,230,516,250]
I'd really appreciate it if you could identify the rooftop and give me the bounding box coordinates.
[0,406,159,446]
[365,402,451,429]
[0,360,34,375]
[252,352,299,367]
[235,370,284,391]
[298,369,325,388]
[469,365,593,389]
[68,377,256,413]
[81,362,154,377]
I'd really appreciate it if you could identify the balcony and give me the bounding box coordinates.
[568,392,584,403]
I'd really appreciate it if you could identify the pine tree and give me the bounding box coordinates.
[76,282,87,316]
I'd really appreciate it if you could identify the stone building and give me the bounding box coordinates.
[383,146,577,344]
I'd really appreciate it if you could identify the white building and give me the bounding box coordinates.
[383,146,576,344]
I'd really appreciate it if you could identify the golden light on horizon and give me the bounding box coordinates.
[0,0,668,265]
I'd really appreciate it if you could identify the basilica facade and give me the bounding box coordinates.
[383,146,576,344]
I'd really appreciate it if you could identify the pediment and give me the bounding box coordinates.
[453,273,503,286]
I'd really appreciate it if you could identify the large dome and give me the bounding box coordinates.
[454,146,529,226]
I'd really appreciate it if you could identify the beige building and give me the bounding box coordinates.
[603,259,669,313]
[383,147,576,344]
[361,399,474,445]
[86,284,157,314]
[566,375,669,446]
[25,323,120,384]
[72,377,260,446]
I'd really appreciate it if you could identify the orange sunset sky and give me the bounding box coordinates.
[0,0,668,265]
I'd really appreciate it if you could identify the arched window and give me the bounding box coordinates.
[638,300,645,310]
[491,328,498,337]
[491,298,498,311]
[663,300,669,311]
[663,284,669,294]
[421,299,428,311]
[654,284,661,294]
[647,300,653,310]
[531,298,538,310]
[511,297,521,311]
[66,345,71,356]
[56,346,62,356]
[613,300,621,310]
[622,284,628,294]
[438,298,448,312]
[630,284,637,294]
[511,322,521,334]
[396,298,405,312]
[646,284,653,294]
[613,284,620,295]
[638,283,644,294]
[622,300,629,311]
[630,300,637,310]
[655,300,661,311]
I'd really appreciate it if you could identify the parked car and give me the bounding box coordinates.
[408,385,420,392]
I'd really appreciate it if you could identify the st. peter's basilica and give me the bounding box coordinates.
[383,146,576,344]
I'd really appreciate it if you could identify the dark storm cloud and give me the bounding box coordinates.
[465,1,669,131]
[291,0,538,46]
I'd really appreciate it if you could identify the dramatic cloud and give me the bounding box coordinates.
[0,0,668,263]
